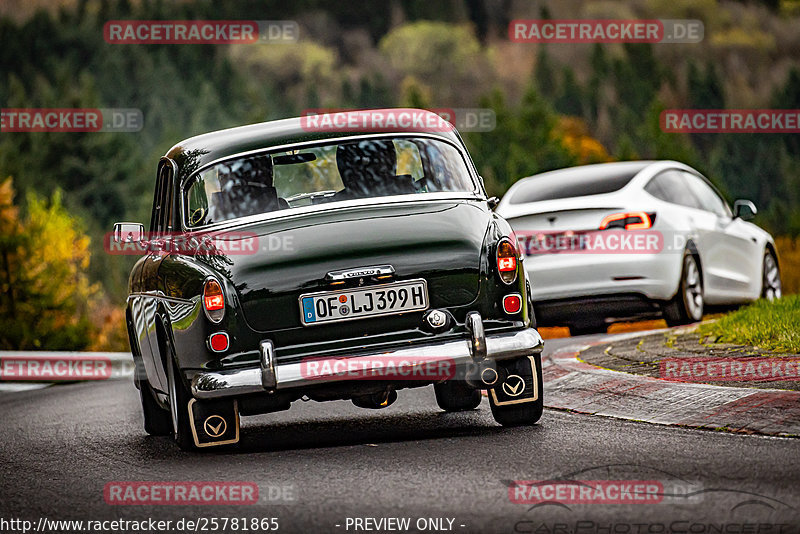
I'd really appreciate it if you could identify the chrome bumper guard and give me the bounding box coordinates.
[191,314,543,400]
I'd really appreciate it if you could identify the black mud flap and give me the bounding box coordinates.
[187,398,240,448]
[489,355,540,406]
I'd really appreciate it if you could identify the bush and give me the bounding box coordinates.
[0,177,126,350]
[775,236,800,295]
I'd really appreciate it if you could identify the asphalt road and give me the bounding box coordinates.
[1,335,799,534]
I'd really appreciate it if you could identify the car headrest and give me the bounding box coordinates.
[336,140,397,196]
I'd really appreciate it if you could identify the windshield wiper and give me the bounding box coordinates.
[284,190,337,202]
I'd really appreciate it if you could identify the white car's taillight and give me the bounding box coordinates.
[203,277,225,323]
[599,211,655,230]
[496,238,518,285]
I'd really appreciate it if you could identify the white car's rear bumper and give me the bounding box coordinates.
[525,252,681,302]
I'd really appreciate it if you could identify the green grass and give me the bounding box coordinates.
[699,295,800,353]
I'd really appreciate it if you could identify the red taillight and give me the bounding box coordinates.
[502,293,522,314]
[208,332,229,353]
[203,278,225,323]
[599,211,654,230]
[204,281,224,310]
[498,257,516,271]
[496,239,518,284]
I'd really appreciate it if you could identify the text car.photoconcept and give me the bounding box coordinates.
[116,109,544,450]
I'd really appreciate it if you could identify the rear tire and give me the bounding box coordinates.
[434,381,481,412]
[165,337,197,451]
[488,354,544,426]
[761,250,782,300]
[664,252,704,326]
[140,381,172,436]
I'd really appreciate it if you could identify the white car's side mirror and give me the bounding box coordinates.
[113,222,145,243]
[733,200,757,221]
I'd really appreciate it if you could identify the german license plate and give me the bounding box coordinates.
[300,279,428,325]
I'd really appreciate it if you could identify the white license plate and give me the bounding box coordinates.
[300,280,428,325]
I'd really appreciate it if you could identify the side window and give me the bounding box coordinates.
[683,172,730,218]
[644,170,702,209]
[150,163,174,234]
[643,174,668,201]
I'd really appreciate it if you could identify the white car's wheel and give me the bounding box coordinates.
[664,252,703,326]
[761,251,782,300]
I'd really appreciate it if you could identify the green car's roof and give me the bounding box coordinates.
[165,109,465,181]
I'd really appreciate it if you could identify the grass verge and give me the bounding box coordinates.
[699,295,800,353]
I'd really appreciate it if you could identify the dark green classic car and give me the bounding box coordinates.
[115,109,544,450]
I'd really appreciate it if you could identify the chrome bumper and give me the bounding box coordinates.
[190,314,543,400]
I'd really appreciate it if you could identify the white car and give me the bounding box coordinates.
[496,161,782,335]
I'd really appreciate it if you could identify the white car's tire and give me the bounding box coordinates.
[664,252,704,326]
[761,250,782,300]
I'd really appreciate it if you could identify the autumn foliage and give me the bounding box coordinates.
[0,177,126,350]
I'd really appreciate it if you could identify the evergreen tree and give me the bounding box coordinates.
[555,67,584,117]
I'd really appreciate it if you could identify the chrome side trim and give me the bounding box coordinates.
[127,291,193,305]
[190,327,544,399]
[180,194,483,234]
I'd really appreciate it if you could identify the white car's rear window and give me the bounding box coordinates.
[509,163,648,204]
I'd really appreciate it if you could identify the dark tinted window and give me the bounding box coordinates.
[644,170,702,209]
[509,164,647,204]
